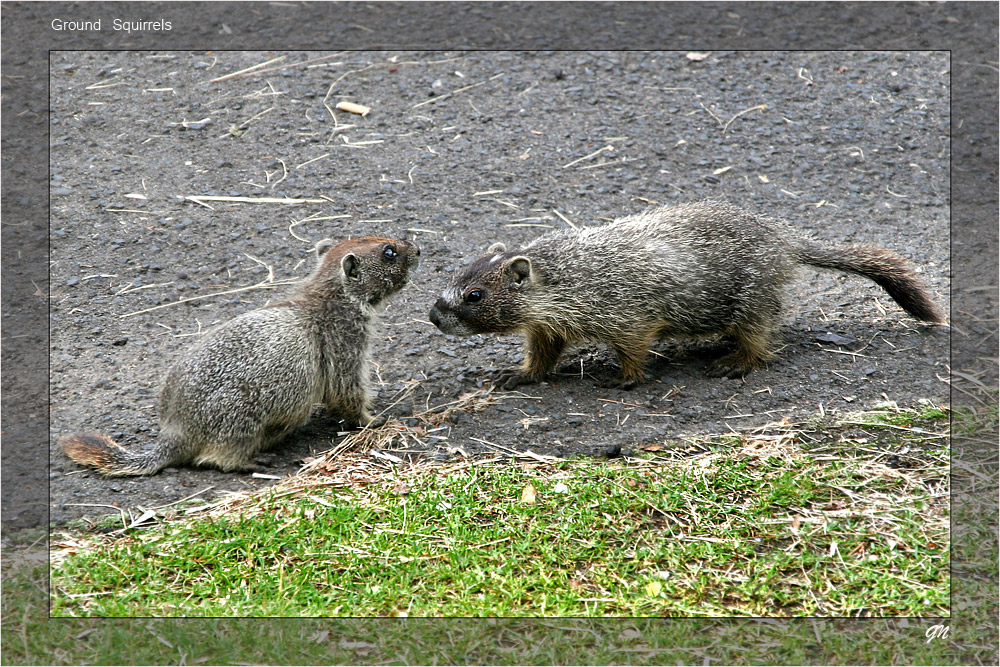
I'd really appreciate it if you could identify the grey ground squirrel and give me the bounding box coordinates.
[61,236,419,475]
[429,200,943,388]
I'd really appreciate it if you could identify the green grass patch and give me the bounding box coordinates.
[949,395,1000,665]
[50,407,949,618]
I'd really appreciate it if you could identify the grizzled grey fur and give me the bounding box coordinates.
[429,200,943,389]
[61,236,419,475]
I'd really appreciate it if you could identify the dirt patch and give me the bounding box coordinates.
[50,50,949,523]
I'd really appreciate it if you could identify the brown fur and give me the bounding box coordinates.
[60,236,419,475]
[429,201,943,388]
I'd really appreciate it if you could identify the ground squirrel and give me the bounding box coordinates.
[61,236,419,475]
[429,200,943,388]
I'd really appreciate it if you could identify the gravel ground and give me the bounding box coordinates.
[49,50,950,523]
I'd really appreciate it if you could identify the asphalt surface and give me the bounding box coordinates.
[45,49,952,522]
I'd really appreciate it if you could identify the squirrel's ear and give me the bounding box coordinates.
[315,238,336,259]
[487,242,507,254]
[341,253,361,280]
[507,256,532,284]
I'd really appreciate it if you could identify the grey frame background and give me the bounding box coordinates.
[2,1,997,663]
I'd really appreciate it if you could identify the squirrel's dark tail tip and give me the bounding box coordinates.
[59,432,165,476]
[908,300,947,326]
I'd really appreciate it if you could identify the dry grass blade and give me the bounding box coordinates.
[210,56,286,83]
[723,104,767,133]
[411,73,504,109]
[561,145,614,169]
[120,277,299,319]
[552,209,578,230]
[184,195,326,206]
[211,54,347,83]
[295,154,330,170]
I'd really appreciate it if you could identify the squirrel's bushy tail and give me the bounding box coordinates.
[60,433,177,476]
[793,242,945,324]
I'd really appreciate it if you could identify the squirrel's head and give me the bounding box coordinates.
[429,242,536,335]
[311,236,420,307]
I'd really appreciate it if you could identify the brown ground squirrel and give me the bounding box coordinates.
[61,236,419,475]
[429,200,943,388]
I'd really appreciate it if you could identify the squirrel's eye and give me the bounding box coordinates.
[465,290,483,304]
[383,246,398,259]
